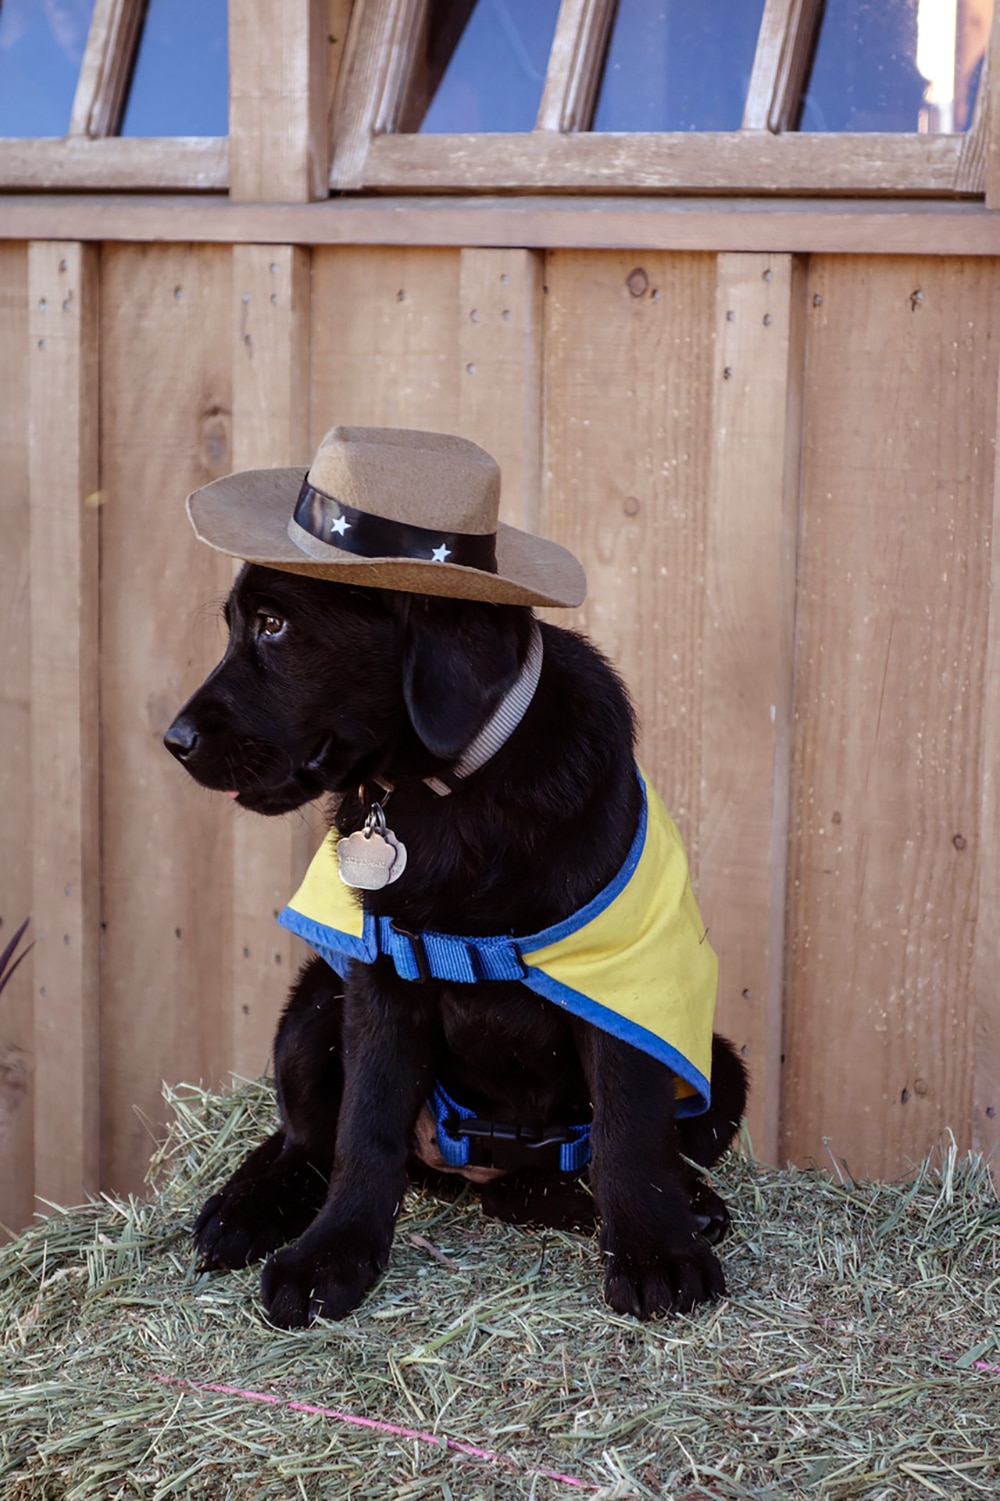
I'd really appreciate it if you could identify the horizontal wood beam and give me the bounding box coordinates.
[360,130,966,195]
[0,138,228,191]
[0,130,974,198]
[2,194,1000,256]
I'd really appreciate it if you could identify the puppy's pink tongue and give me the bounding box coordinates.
[226,790,240,799]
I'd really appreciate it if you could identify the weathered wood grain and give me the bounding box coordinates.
[458,248,544,533]
[309,245,461,436]
[229,0,329,201]
[3,196,1000,258]
[0,139,228,192]
[99,244,235,1193]
[698,253,806,1162]
[784,254,1000,1177]
[28,242,101,1209]
[361,130,965,195]
[537,0,616,133]
[68,0,145,139]
[0,244,34,1234]
[541,250,716,861]
[230,244,314,1079]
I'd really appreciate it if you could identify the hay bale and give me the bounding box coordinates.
[1,1079,997,1499]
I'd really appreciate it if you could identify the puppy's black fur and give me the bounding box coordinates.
[165,565,747,1328]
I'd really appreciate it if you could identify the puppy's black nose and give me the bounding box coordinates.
[163,716,199,761]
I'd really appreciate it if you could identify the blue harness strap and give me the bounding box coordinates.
[377,919,528,985]
[430,1080,592,1173]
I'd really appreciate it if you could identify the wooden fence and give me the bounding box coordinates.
[2,216,999,1236]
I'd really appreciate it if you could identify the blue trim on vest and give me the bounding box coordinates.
[516,969,709,1120]
[430,1080,592,1172]
[278,912,372,980]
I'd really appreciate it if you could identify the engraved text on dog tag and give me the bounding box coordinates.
[337,803,408,890]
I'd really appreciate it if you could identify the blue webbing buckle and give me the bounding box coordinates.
[459,1118,582,1172]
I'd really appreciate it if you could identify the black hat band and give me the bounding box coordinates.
[292,479,498,573]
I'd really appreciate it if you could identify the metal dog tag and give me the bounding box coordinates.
[337,804,407,890]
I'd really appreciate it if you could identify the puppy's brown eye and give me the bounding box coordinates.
[257,613,286,638]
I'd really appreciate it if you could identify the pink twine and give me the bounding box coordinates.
[153,1376,593,1489]
[939,1355,1000,1376]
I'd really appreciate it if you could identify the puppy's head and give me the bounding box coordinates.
[163,564,531,814]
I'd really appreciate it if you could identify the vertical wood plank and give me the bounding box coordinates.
[310,246,461,438]
[785,255,1000,1178]
[28,242,101,1208]
[541,251,717,863]
[699,253,806,1162]
[229,0,330,201]
[100,244,234,1194]
[230,244,314,1078]
[971,355,1000,1161]
[458,249,544,533]
[0,243,34,1234]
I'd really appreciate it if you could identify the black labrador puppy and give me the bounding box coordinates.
[165,564,747,1328]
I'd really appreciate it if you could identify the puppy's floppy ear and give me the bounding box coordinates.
[399,595,525,761]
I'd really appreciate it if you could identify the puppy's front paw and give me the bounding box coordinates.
[194,1183,304,1272]
[193,1140,327,1271]
[602,1234,725,1320]
[260,1234,384,1328]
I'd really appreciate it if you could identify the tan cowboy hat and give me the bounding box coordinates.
[186,425,586,609]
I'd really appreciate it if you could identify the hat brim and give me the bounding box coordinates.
[187,467,586,609]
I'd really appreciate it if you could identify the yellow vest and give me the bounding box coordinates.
[279,768,717,1114]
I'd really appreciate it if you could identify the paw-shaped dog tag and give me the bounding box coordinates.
[337,826,407,890]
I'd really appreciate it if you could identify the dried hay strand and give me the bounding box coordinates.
[1,1078,998,1501]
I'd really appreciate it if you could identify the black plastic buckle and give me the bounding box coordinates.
[390,922,431,983]
[457,1117,577,1172]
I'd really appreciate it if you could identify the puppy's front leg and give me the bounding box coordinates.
[261,961,435,1328]
[575,1026,725,1320]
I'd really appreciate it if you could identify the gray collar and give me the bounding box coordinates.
[373,620,544,800]
[424,619,544,795]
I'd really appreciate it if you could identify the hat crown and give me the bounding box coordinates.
[307,426,500,536]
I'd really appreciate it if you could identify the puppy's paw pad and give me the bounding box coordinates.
[192,1192,262,1271]
[689,1180,731,1246]
[603,1240,725,1320]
